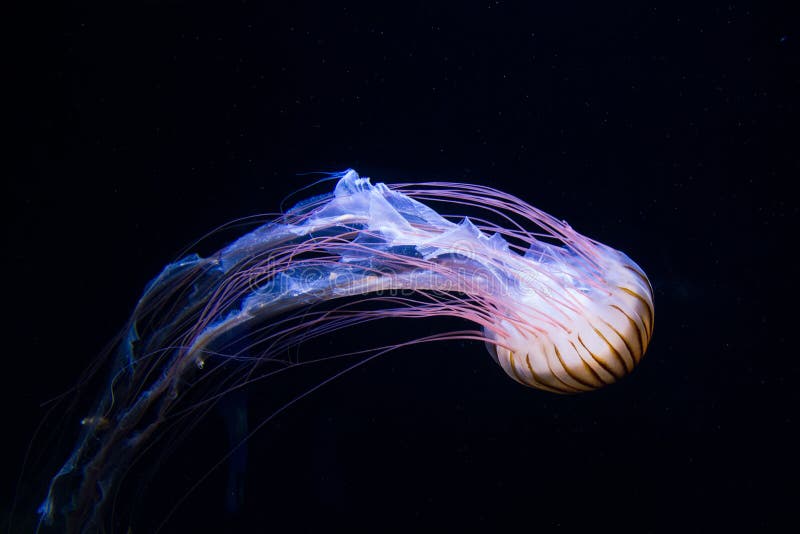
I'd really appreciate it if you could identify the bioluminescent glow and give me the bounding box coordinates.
[35,169,653,532]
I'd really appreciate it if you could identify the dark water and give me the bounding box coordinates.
[5,2,796,532]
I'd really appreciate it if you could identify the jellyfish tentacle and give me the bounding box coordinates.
[37,169,653,532]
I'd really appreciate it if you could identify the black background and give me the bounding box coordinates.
[5,1,797,532]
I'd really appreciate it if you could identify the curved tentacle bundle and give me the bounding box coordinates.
[38,169,653,532]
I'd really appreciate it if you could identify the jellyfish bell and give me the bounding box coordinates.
[483,242,654,394]
[29,168,653,532]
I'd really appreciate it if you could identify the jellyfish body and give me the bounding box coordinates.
[36,169,653,532]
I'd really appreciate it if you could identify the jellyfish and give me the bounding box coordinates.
[30,169,653,532]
